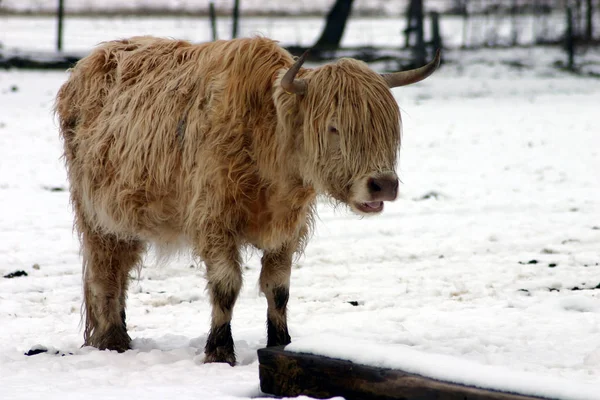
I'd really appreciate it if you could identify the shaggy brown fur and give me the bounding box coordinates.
[56,36,408,365]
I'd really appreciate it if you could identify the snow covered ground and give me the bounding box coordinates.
[1,20,600,400]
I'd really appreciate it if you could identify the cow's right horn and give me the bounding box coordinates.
[382,49,441,88]
[281,51,308,95]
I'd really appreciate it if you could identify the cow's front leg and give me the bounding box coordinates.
[200,232,242,366]
[260,246,293,347]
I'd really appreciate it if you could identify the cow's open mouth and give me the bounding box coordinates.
[355,201,384,214]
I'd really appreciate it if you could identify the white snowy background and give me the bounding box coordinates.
[1,10,600,400]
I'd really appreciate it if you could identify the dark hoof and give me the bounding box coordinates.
[205,323,235,365]
[99,341,130,353]
[89,325,131,353]
[204,348,236,366]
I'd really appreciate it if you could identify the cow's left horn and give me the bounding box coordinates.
[281,51,308,95]
[382,49,441,88]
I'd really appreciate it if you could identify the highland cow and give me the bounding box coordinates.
[55,36,440,365]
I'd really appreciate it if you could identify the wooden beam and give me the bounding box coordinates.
[0,47,416,70]
[0,53,79,69]
[258,346,551,400]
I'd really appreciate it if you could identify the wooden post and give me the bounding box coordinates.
[414,0,425,66]
[232,0,240,39]
[209,2,218,41]
[510,0,518,46]
[313,0,355,51]
[430,11,442,53]
[585,0,593,41]
[461,2,469,48]
[566,7,575,70]
[576,0,582,36]
[57,0,65,52]
[403,0,425,66]
[532,0,539,43]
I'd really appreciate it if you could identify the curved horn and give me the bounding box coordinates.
[382,49,441,88]
[281,51,309,95]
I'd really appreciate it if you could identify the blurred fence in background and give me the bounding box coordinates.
[0,0,597,20]
[0,0,598,49]
[0,1,598,71]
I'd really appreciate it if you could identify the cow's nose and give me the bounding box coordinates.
[367,175,398,201]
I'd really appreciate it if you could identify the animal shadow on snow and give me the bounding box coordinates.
[131,334,260,365]
[25,335,260,366]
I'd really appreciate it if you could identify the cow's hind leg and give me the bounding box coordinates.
[80,224,144,352]
[260,247,293,347]
[200,231,242,365]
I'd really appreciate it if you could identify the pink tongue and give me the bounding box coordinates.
[365,201,383,208]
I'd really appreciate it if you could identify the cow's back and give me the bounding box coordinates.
[56,36,294,240]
